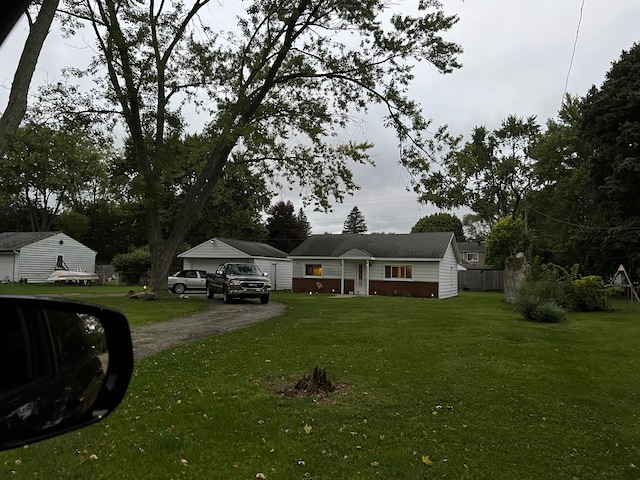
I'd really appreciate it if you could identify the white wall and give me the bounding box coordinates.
[20,233,96,283]
[438,242,459,299]
[254,259,292,291]
[0,254,15,282]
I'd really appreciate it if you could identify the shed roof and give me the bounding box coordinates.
[0,232,58,252]
[289,232,457,259]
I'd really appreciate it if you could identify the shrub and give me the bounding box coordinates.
[112,246,151,285]
[567,275,608,311]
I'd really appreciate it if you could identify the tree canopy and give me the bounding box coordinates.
[411,213,464,241]
[46,0,462,290]
[416,115,540,224]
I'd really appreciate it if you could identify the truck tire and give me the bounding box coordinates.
[173,283,186,294]
[223,287,232,304]
[260,295,269,304]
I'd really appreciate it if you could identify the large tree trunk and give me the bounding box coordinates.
[0,0,59,157]
[145,140,234,293]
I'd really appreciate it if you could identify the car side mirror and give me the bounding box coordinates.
[0,296,133,451]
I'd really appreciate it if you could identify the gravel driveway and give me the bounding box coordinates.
[130,298,286,360]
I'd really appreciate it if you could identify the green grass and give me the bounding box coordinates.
[0,283,209,326]
[2,292,640,479]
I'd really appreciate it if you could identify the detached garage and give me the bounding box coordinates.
[178,237,292,291]
[0,232,97,283]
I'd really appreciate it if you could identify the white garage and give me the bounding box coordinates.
[178,237,292,291]
[0,232,97,283]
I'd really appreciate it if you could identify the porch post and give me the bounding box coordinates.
[366,260,370,295]
[341,258,344,294]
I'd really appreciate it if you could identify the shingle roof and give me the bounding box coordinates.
[216,238,288,258]
[289,232,456,259]
[458,241,486,253]
[0,232,58,251]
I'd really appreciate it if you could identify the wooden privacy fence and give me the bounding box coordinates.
[458,269,504,291]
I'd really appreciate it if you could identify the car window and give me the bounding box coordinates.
[0,309,30,390]
[184,271,196,278]
[47,311,90,368]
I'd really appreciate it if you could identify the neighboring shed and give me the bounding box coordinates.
[178,237,292,290]
[0,232,97,283]
[288,232,461,299]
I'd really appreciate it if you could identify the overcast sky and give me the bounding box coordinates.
[1,1,639,234]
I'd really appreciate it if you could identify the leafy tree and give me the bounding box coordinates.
[63,200,147,264]
[411,212,464,241]
[485,216,527,270]
[579,42,640,275]
[0,0,59,158]
[0,122,107,231]
[462,213,491,241]
[526,95,594,268]
[416,115,541,223]
[187,165,271,245]
[266,201,310,253]
[61,0,461,291]
[343,206,367,234]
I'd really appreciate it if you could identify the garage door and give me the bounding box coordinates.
[0,254,15,282]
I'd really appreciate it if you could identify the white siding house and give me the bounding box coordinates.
[178,237,292,290]
[0,232,97,283]
[288,232,461,299]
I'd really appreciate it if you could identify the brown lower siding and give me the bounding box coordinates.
[293,278,439,298]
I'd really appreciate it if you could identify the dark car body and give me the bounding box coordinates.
[206,263,272,304]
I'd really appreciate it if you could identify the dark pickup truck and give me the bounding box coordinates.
[206,263,272,304]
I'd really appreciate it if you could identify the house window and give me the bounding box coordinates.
[305,264,322,277]
[384,265,412,279]
[466,252,479,262]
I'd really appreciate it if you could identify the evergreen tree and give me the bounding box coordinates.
[266,201,310,253]
[343,206,367,234]
[297,208,312,238]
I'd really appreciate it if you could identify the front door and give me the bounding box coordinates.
[355,263,366,295]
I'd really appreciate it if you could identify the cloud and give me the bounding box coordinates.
[1,0,638,235]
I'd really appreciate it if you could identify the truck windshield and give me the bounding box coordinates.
[228,264,261,275]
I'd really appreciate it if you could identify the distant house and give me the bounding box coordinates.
[457,240,488,269]
[0,232,97,283]
[177,237,292,290]
[457,240,504,291]
[288,232,461,299]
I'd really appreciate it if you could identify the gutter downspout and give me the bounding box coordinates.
[341,258,344,294]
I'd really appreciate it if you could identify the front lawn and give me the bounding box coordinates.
[2,292,639,479]
[0,283,209,326]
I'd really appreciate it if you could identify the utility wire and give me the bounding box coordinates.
[528,205,640,231]
[563,0,586,100]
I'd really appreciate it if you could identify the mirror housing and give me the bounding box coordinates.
[0,296,133,450]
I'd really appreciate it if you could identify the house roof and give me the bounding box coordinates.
[179,237,288,259]
[289,232,457,260]
[458,241,486,253]
[0,231,58,252]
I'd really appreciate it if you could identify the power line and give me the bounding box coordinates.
[528,205,640,232]
[563,0,586,100]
